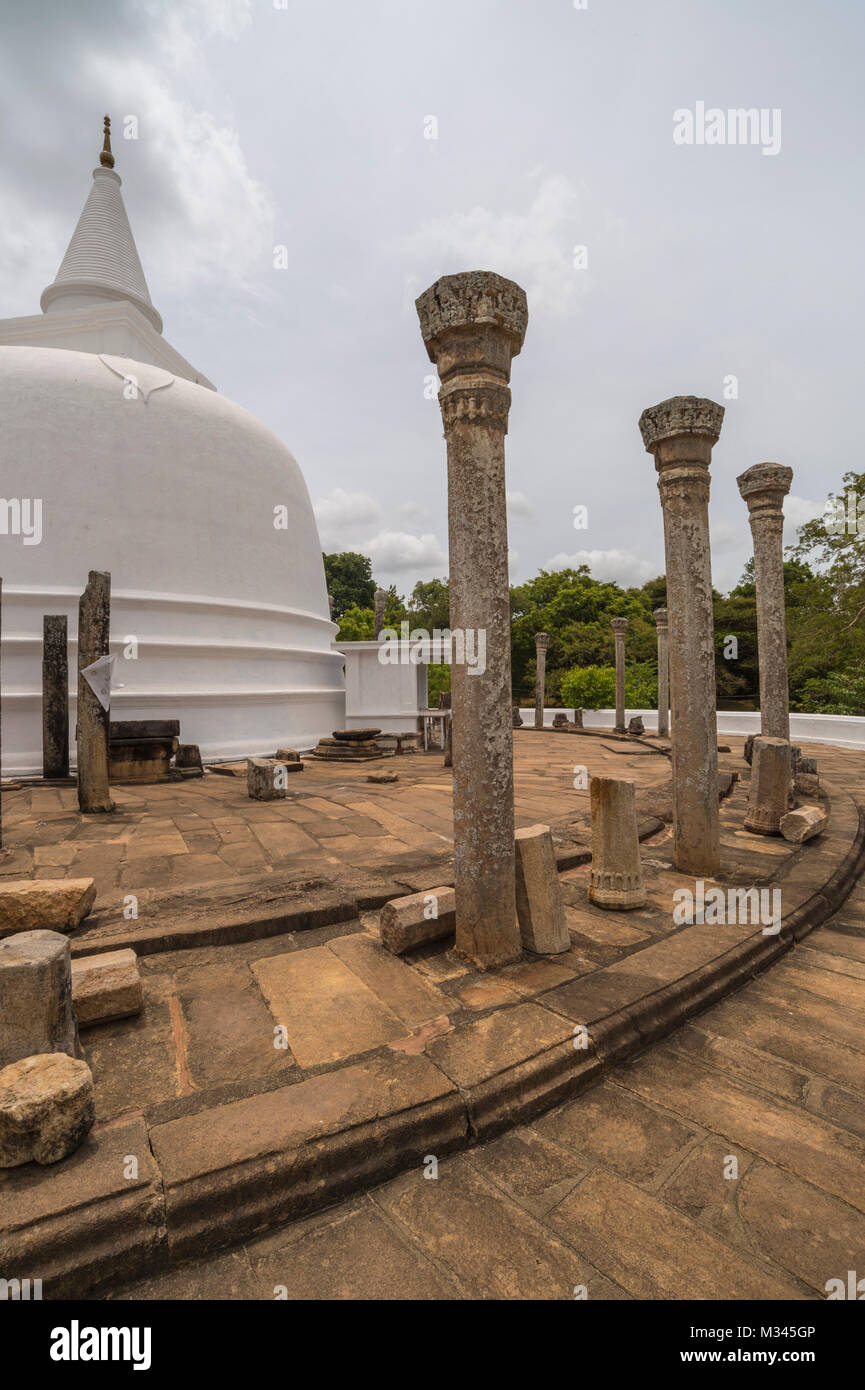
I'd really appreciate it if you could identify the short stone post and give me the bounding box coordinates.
[77,570,114,814]
[736,463,793,743]
[611,617,628,732]
[744,736,790,835]
[0,930,80,1068]
[653,606,670,738]
[534,632,549,730]
[43,615,70,779]
[248,758,288,801]
[374,588,387,639]
[417,270,528,969]
[514,825,570,953]
[588,776,647,909]
[639,397,724,877]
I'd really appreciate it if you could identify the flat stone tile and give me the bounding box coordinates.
[251,946,409,1067]
[564,906,650,948]
[548,1168,802,1300]
[176,960,295,1088]
[661,1136,758,1249]
[616,1045,865,1213]
[249,1200,455,1300]
[465,1126,588,1214]
[375,1157,615,1300]
[535,1079,695,1182]
[327,932,448,1028]
[109,1248,264,1301]
[426,1002,574,1090]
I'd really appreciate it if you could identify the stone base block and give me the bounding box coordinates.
[247,758,288,800]
[0,1053,95,1167]
[380,887,456,954]
[71,949,143,1026]
[0,879,96,940]
[274,747,301,762]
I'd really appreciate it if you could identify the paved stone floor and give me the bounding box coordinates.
[0,732,669,921]
[108,881,865,1301]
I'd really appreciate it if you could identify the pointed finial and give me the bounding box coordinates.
[99,114,115,169]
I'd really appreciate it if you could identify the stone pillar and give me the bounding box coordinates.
[42,615,70,780]
[588,776,647,910]
[327,592,334,621]
[373,588,387,639]
[744,736,790,835]
[611,617,628,732]
[639,397,724,877]
[534,632,549,730]
[653,606,670,738]
[514,824,570,953]
[736,463,793,743]
[0,930,80,1069]
[417,271,528,969]
[77,570,114,814]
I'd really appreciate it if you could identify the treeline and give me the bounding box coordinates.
[323,470,865,716]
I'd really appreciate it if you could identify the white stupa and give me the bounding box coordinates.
[0,118,345,775]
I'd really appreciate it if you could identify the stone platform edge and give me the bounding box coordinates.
[4,785,862,1299]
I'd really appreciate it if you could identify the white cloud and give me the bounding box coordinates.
[783,494,824,544]
[364,530,447,572]
[396,173,608,316]
[545,548,659,586]
[507,491,534,520]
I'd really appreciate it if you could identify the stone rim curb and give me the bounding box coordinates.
[6,790,863,1299]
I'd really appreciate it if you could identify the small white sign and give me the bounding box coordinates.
[81,654,116,711]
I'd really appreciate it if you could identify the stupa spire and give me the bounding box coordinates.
[99,114,115,169]
[40,115,162,333]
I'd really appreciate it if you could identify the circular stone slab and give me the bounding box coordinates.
[0,1052,94,1167]
[332,729,382,742]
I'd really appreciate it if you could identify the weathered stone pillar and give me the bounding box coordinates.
[639,397,724,877]
[588,776,647,910]
[611,617,628,732]
[744,736,790,835]
[77,570,114,814]
[373,588,387,639]
[417,271,527,969]
[534,632,549,730]
[737,463,793,743]
[653,606,669,738]
[42,615,70,779]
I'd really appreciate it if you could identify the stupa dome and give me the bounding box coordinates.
[0,119,344,774]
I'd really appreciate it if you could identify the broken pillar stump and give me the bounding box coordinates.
[380,886,456,955]
[744,737,790,835]
[514,824,569,954]
[42,614,70,779]
[248,757,288,800]
[0,930,80,1068]
[779,805,828,844]
[588,776,647,910]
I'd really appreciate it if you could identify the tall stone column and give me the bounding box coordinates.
[736,463,793,743]
[43,616,70,779]
[77,571,114,814]
[373,588,387,639]
[653,606,670,738]
[639,397,724,876]
[611,617,628,732]
[417,271,527,969]
[534,632,549,730]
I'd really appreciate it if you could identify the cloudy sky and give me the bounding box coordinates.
[2,0,861,593]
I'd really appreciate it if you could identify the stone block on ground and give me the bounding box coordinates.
[0,878,96,939]
[798,756,818,775]
[174,743,204,775]
[380,887,456,955]
[247,757,288,800]
[0,1053,94,1167]
[71,949,143,1027]
[627,716,645,736]
[552,713,569,729]
[743,734,756,765]
[795,772,820,797]
[274,747,300,762]
[368,772,398,784]
[0,930,79,1068]
[780,805,828,844]
[514,824,569,955]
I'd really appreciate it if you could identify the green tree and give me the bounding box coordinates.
[323,552,376,621]
[336,604,374,641]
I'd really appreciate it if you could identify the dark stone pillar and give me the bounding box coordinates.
[77,571,114,814]
[42,616,70,779]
